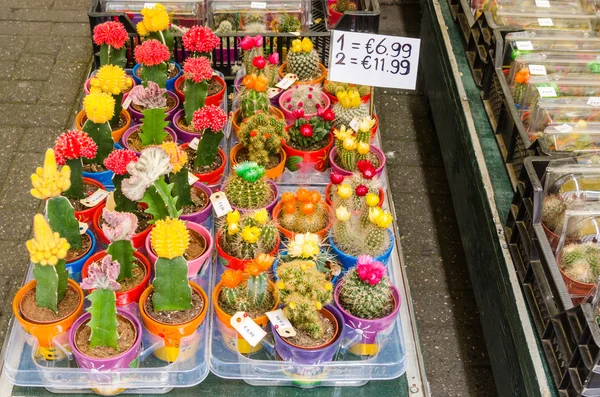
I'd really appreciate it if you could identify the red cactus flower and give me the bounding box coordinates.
[184,56,213,83]
[134,39,170,66]
[192,105,227,132]
[250,131,257,137]
[357,159,376,179]
[323,108,336,121]
[355,184,368,196]
[330,172,344,184]
[104,149,138,175]
[93,21,128,49]
[182,26,220,53]
[300,124,313,137]
[292,108,305,119]
[252,56,267,69]
[54,130,97,165]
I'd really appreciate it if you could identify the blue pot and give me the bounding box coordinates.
[67,230,97,282]
[328,230,394,270]
[132,61,182,92]
[274,250,339,284]
[82,143,122,191]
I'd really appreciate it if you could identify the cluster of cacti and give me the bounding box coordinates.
[284,85,325,115]
[339,255,394,319]
[286,38,320,81]
[238,112,288,167]
[333,205,393,257]
[334,117,377,171]
[102,209,138,281]
[81,91,115,165]
[330,167,382,212]
[129,82,170,146]
[278,189,329,233]
[332,89,370,129]
[560,242,600,284]
[240,73,270,119]
[281,233,340,278]
[223,162,274,210]
[287,107,335,149]
[241,35,265,74]
[333,0,358,12]
[276,13,301,33]
[275,259,333,340]
[324,81,370,97]
[218,209,279,261]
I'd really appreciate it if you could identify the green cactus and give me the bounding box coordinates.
[238,113,287,168]
[287,85,325,115]
[219,256,275,315]
[330,171,381,212]
[324,81,370,97]
[286,49,319,81]
[184,79,208,125]
[223,162,274,210]
[333,0,358,12]
[169,167,194,210]
[278,190,329,234]
[218,208,279,260]
[339,267,394,319]
[153,256,192,311]
[46,196,82,249]
[241,89,269,119]
[561,242,600,284]
[333,206,392,257]
[138,107,169,146]
[113,175,138,213]
[277,13,301,33]
[332,102,369,129]
[142,62,168,89]
[82,121,113,166]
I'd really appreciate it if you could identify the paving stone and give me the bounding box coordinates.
[386,164,450,195]
[51,22,91,37]
[376,93,435,140]
[0,35,27,62]
[0,126,24,153]
[0,104,73,128]
[57,36,92,62]
[0,208,38,240]
[51,0,92,10]
[0,240,30,276]
[1,0,54,8]
[10,9,89,23]
[0,81,43,104]
[379,5,421,37]
[383,138,444,166]
[39,61,89,104]
[18,127,64,153]
[0,21,54,36]
[13,54,55,81]
[0,61,17,80]
[0,152,45,211]
[24,36,63,55]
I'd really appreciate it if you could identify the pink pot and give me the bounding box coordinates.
[328,146,387,177]
[179,182,214,226]
[278,89,331,125]
[120,124,178,155]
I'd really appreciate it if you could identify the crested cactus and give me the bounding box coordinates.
[560,242,600,284]
[286,38,320,81]
[102,209,138,281]
[223,162,274,210]
[238,112,287,167]
[278,189,329,233]
[332,89,370,129]
[333,205,393,257]
[324,81,370,97]
[284,85,325,115]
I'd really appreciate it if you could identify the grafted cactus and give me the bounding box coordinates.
[222,162,273,210]
[104,149,139,213]
[81,92,115,165]
[54,131,97,200]
[93,21,128,68]
[129,82,169,146]
[102,209,138,281]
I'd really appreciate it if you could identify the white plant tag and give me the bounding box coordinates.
[210,191,232,218]
[537,86,557,98]
[188,172,199,185]
[554,123,574,133]
[143,2,156,8]
[79,222,88,235]
[276,74,298,90]
[266,309,297,337]
[105,192,116,211]
[528,64,546,75]
[80,189,109,208]
[515,41,534,51]
[587,97,600,107]
[188,137,200,151]
[537,18,553,26]
[535,0,550,7]
[230,312,267,347]
[267,87,282,99]
[122,95,133,110]
[251,1,267,8]
[349,117,360,132]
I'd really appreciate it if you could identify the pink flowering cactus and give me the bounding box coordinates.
[356,255,386,285]
[240,35,264,51]
[101,208,138,242]
[81,255,121,291]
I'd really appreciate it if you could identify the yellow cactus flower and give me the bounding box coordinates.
[253,208,269,225]
[83,92,115,124]
[337,89,361,108]
[89,65,132,96]
[300,37,313,52]
[226,210,241,225]
[151,218,189,259]
[227,222,239,235]
[302,240,319,258]
[337,183,352,200]
[241,226,260,243]
[315,301,322,310]
[368,207,383,224]
[576,119,588,129]
[160,142,187,173]
[358,116,376,133]
[31,149,71,199]
[289,301,297,310]
[291,39,303,53]
[357,141,370,155]
[365,193,380,207]
[343,136,357,151]
[324,282,333,291]
[138,3,169,33]
[276,280,286,290]
[374,211,393,228]
[334,126,350,142]
[26,214,70,266]
[335,206,351,222]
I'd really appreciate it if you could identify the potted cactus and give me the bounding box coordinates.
[326,167,385,210]
[328,0,358,26]
[136,3,173,50]
[542,194,583,250]
[133,39,181,91]
[279,38,326,85]
[273,189,333,239]
[139,217,209,362]
[12,215,84,361]
[240,35,265,74]
[279,85,331,125]
[558,242,600,297]
[332,89,370,129]
[92,20,128,68]
[76,92,119,169]
[330,120,387,177]
[273,259,344,364]
[277,232,342,283]
[216,209,280,270]
[213,255,280,353]
[334,255,400,356]
[221,162,279,213]
[127,78,180,125]
[88,65,133,132]
[324,80,371,104]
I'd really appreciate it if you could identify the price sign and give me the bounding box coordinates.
[535,0,550,7]
[328,30,421,90]
[515,41,534,51]
[587,97,600,107]
[537,18,554,26]
[528,64,546,75]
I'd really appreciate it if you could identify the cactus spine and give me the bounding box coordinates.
[241,89,269,119]
[238,113,287,167]
[285,85,325,115]
[339,266,394,319]
[223,162,274,210]
[286,39,320,81]
[278,189,329,233]
[219,209,279,262]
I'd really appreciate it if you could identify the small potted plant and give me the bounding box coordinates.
[279,38,326,85]
[282,106,336,172]
[12,215,84,361]
[326,166,385,210]
[87,65,133,135]
[273,189,333,239]
[273,13,302,33]
[216,209,280,270]
[328,0,358,26]
[231,112,288,179]
[279,85,331,125]
[221,162,278,213]
[136,3,173,49]
[331,89,370,129]
[213,254,279,353]
[273,259,344,364]
[542,194,583,250]
[83,209,151,306]
[128,79,179,125]
[324,80,371,104]
[121,82,178,154]
[334,255,400,356]
[76,92,118,169]
[133,39,181,91]
[329,120,386,177]
[92,20,128,68]
[70,256,142,395]
[240,35,265,74]
[139,217,209,362]
[558,242,600,297]
[235,52,281,97]
[277,232,342,283]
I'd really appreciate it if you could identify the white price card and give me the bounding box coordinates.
[528,64,546,75]
[230,312,267,347]
[535,0,550,7]
[537,18,553,26]
[537,86,557,98]
[143,2,156,8]
[328,30,421,90]
[188,172,199,185]
[267,87,282,98]
[79,222,89,235]
[515,41,534,51]
[266,309,297,337]
[275,73,298,90]
[587,97,600,107]
[188,137,200,151]
[250,1,267,8]
[349,117,360,132]
[553,123,574,133]
[210,191,232,218]
[80,189,109,208]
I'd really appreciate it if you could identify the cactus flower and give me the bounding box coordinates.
[151,218,190,259]
[357,141,370,155]
[334,126,350,142]
[343,136,357,151]
[358,116,377,133]
[227,210,241,225]
[228,222,240,235]
[160,142,188,173]
[301,37,314,52]
[83,92,115,124]
[253,208,269,225]
[356,255,386,285]
[335,206,351,222]
[222,269,244,289]
[365,193,380,207]
[337,183,353,200]
[268,52,279,65]
[31,149,71,199]
[26,214,70,266]
[241,226,261,243]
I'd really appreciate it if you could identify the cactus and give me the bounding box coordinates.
[54,131,98,200]
[276,259,333,340]
[334,117,377,171]
[284,85,325,115]
[102,209,138,281]
[542,194,587,235]
[281,232,340,278]
[287,107,335,149]
[241,87,269,119]
[276,13,301,33]
[324,81,370,97]
[333,205,393,257]
[241,35,265,74]
[93,21,128,68]
[332,89,370,129]
[223,162,274,210]
[128,82,169,146]
[339,255,394,319]
[82,92,115,165]
[192,105,227,168]
[278,189,329,233]
[560,242,600,284]
[134,39,171,88]
[286,38,320,81]
[160,142,193,209]
[104,149,139,213]
[215,20,235,48]
[330,169,382,213]
[333,0,358,12]
[89,64,132,127]
[182,56,212,124]
[238,112,287,167]
[136,4,173,53]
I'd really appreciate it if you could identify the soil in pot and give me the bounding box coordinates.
[184,229,207,260]
[126,128,174,152]
[334,151,381,172]
[287,135,330,152]
[181,187,209,215]
[283,312,335,348]
[132,95,177,114]
[83,163,108,173]
[144,289,204,325]
[235,147,282,171]
[68,181,103,212]
[89,257,147,292]
[20,285,81,324]
[184,147,223,174]
[66,233,92,262]
[178,77,223,98]
[218,285,276,318]
[136,63,178,80]
[75,314,136,358]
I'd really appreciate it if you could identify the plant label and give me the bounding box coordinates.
[267,87,282,99]
[537,86,557,98]
[553,123,573,133]
[230,312,267,347]
[105,192,116,211]
[188,172,199,185]
[122,95,133,110]
[349,117,360,132]
[276,74,298,90]
[210,192,233,218]
[250,1,267,8]
[587,97,600,107]
[537,18,553,26]
[188,137,200,151]
[528,64,546,75]
[328,30,421,90]
[143,2,157,8]
[266,309,297,337]
[515,41,534,51]
[535,0,550,7]
[79,222,88,235]
[80,189,109,208]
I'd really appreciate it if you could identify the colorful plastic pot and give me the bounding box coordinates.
[231,106,286,138]
[279,89,331,125]
[278,63,327,86]
[328,2,343,26]
[120,124,178,155]
[139,282,208,362]
[145,221,213,278]
[325,182,384,208]
[282,130,334,172]
[132,61,182,92]
[74,178,107,224]
[216,230,280,271]
[213,280,279,354]
[67,230,97,282]
[13,279,84,361]
[272,201,333,240]
[223,179,279,215]
[127,91,180,125]
[92,203,154,255]
[174,74,226,106]
[229,143,287,180]
[272,305,344,365]
[181,143,227,185]
[178,182,213,225]
[334,283,400,356]
[329,229,394,269]
[329,146,387,177]
[76,109,132,143]
[82,250,152,306]
[84,75,136,99]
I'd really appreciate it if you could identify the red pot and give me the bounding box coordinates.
[174,74,226,107]
[328,3,343,27]
[181,143,227,185]
[92,202,154,253]
[282,130,334,172]
[75,178,107,224]
[82,250,152,306]
[325,182,384,208]
[216,230,280,271]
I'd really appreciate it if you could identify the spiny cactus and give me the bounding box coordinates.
[277,13,301,33]
[561,242,600,284]
[281,232,341,278]
[238,113,287,167]
[333,0,358,12]
[324,81,370,97]
[333,205,393,257]
[284,85,325,115]
[339,255,394,319]
[332,89,370,129]
[334,117,377,171]
[240,80,269,119]
[218,209,279,263]
[542,194,586,235]
[278,189,329,233]
[223,162,274,210]
[287,107,334,149]
[241,35,265,74]
[330,169,382,212]
[276,259,333,340]
[286,38,320,81]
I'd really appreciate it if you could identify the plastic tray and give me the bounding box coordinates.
[100,0,205,28]
[494,8,597,31]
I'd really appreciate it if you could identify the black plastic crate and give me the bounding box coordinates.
[447,0,474,44]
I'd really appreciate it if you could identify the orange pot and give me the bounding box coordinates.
[76,109,132,142]
[12,279,85,360]
[139,282,208,363]
[232,106,286,138]
[213,280,279,353]
[229,142,287,180]
[272,200,333,240]
[278,63,328,86]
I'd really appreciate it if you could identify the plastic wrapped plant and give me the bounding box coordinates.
[329,163,382,211]
[81,91,116,165]
[240,35,265,74]
[89,64,132,128]
[280,232,341,280]
[218,209,279,262]
[240,72,270,119]
[104,149,139,213]
[324,81,370,98]
[191,105,227,168]
[136,3,173,52]
[512,68,530,104]
[182,26,221,58]
[542,194,586,234]
[285,38,320,81]
[333,204,393,257]
[181,56,213,126]
[275,13,301,33]
[93,21,128,68]
[331,0,357,13]
[284,85,326,115]
[237,113,288,168]
[241,12,267,34]
[278,189,330,234]
[332,89,370,128]
[54,131,98,200]
[101,209,138,281]
[134,39,171,88]
[286,107,335,151]
[222,162,274,210]
[128,81,170,148]
[560,242,600,284]
[334,117,378,171]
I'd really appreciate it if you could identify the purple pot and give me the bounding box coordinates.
[179,181,213,225]
[120,124,178,155]
[222,179,279,215]
[334,283,400,345]
[127,91,180,125]
[69,309,142,371]
[329,146,387,177]
[272,305,345,365]
[279,89,331,125]
[172,109,199,144]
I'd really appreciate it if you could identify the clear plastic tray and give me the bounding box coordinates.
[494,8,596,30]
[513,75,600,111]
[507,53,600,88]
[491,0,594,15]
[525,97,600,138]
[543,123,600,152]
[101,0,205,28]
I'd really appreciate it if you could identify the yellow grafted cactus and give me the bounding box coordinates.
[26,214,70,266]
[83,92,115,124]
[31,149,71,199]
[151,218,190,259]
[160,142,187,173]
[136,3,169,36]
[89,65,132,95]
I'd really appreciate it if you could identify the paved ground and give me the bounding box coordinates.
[0,1,497,396]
